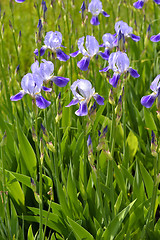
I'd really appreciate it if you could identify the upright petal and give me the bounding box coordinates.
[52,76,69,87]
[77,57,90,71]
[150,75,160,92]
[10,90,26,101]
[75,102,88,116]
[86,35,99,56]
[35,95,51,109]
[141,94,157,108]
[56,49,70,61]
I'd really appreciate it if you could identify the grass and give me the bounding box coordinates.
[0,0,160,239]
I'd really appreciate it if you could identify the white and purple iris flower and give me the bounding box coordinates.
[10,73,51,109]
[115,21,140,42]
[88,0,109,26]
[70,35,100,71]
[99,33,117,60]
[66,79,104,116]
[34,31,70,62]
[31,59,69,87]
[100,51,140,88]
[15,0,25,2]
[141,75,160,108]
[133,0,160,9]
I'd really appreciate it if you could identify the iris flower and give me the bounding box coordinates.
[100,51,140,88]
[70,35,100,71]
[133,0,160,9]
[10,73,51,109]
[115,21,140,42]
[34,31,70,61]
[150,33,160,42]
[88,0,109,25]
[31,59,69,87]
[66,79,104,116]
[99,33,117,60]
[141,75,160,108]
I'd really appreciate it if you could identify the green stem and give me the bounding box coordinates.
[123,82,127,168]
[83,117,88,190]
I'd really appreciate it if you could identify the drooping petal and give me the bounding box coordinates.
[141,94,157,108]
[102,11,110,17]
[90,16,100,26]
[70,50,80,57]
[150,75,160,92]
[99,49,110,60]
[51,76,69,87]
[77,57,90,71]
[35,95,51,109]
[15,0,25,2]
[109,74,120,88]
[56,49,70,61]
[130,34,140,42]
[10,90,25,101]
[99,66,110,72]
[75,102,88,116]
[93,93,104,105]
[128,68,140,78]
[133,1,144,9]
[65,98,79,107]
[42,86,52,92]
[150,34,160,42]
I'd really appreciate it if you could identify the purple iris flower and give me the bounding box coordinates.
[134,0,160,8]
[70,35,100,71]
[99,33,117,60]
[115,21,140,42]
[31,59,69,87]
[88,0,110,26]
[66,79,104,116]
[141,75,160,108]
[34,31,70,61]
[100,51,140,88]
[15,0,25,2]
[10,73,51,109]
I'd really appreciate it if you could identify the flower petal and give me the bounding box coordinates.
[133,1,144,9]
[52,76,69,87]
[150,34,160,42]
[56,49,70,61]
[93,94,104,105]
[70,50,80,57]
[77,57,90,71]
[99,66,110,72]
[90,16,100,26]
[35,95,51,109]
[65,99,79,107]
[34,46,46,56]
[99,49,110,60]
[42,86,52,92]
[150,74,160,92]
[109,74,120,88]
[102,11,110,17]
[130,34,140,42]
[10,90,25,101]
[128,68,140,78]
[75,102,88,116]
[141,94,157,108]
[15,0,25,2]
